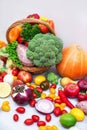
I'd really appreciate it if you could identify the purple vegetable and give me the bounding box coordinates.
[77,76,87,91]
[16,44,34,67]
[12,84,33,104]
[76,101,87,114]
[35,99,54,114]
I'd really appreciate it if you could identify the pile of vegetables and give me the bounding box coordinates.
[0,13,87,130]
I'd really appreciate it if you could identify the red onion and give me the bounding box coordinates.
[35,99,54,114]
[12,84,33,104]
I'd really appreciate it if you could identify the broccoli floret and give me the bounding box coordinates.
[47,72,59,84]
[26,33,63,67]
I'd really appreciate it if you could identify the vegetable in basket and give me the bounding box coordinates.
[26,33,63,67]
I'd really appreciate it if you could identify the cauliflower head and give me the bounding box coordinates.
[26,33,63,67]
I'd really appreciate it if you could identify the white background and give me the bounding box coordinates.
[0,0,87,130]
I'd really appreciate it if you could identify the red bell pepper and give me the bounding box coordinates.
[77,93,87,101]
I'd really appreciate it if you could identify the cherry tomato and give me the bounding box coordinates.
[64,83,80,98]
[33,93,37,98]
[0,75,3,82]
[1,72,7,78]
[37,121,46,127]
[16,107,25,114]
[36,87,43,93]
[54,98,62,104]
[50,84,57,89]
[17,36,23,44]
[32,115,40,122]
[53,107,62,117]
[45,97,53,102]
[24,118,34,125]
[29,99,36,107]
[13,114,19,121]
[38,24,49,33]
[12,68,19,76]
[45,114,51,122]
[61,109,68,114]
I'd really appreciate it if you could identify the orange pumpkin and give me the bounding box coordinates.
[56,44,87,80]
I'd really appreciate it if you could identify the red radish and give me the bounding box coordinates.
[16,107,25,114]
[35,99,54,114]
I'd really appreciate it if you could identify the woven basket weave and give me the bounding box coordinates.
[6,18,56,74]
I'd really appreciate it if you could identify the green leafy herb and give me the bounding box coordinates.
[34,89,41,98]
[21,23,41,41]
[6,41,23,67]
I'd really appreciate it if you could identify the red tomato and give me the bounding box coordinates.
[12,79,23,87]
[64,83,80,98]
[38,24,49,33]
[17,36,23,44]
[53,107,62,117]
[1,71,7,78]
[24,118,34,125]
[37,121,46,127]
[45,97,53,102]
[45,114,51,122]
[54,98,62,104]
[32,115,40,122]
[50,84,57,89]
[13,114,19,121]
[12,68,19,76]
[16,107,25,114]
[29,99,36,107]
[61,109,68,114]
[0,75,3,82]
[36,87,43,93]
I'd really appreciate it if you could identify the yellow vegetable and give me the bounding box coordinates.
[34,75,46,85]
[46,126,51,130]
[60,77,77,87]
[51,125,58,130]
[39,126,46,130]
[1,100,10,112]
[41,93,46,99]
[50,88,56,94]
[70,108,85,121]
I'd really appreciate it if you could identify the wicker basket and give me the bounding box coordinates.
[6,18,56,74]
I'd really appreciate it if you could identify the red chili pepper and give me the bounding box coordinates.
[24,118,34,125]
[16,107,25,114]
[13,114,19,122]
[58,90,75,109]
